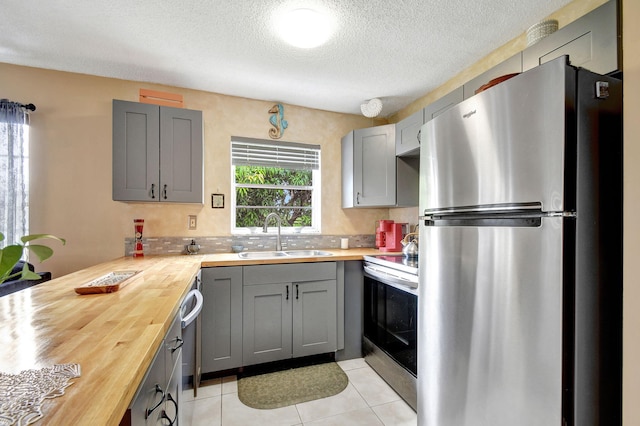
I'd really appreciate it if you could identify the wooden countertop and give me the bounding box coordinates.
[0,248,385,425]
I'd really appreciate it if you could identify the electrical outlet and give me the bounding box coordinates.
[188,215,197,230]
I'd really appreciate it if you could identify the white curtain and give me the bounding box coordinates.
[0,99,29,246]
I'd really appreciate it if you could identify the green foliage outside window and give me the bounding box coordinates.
[235,165,313,228]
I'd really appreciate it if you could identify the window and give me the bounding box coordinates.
[0,101,30,246]
[231,137,321,233]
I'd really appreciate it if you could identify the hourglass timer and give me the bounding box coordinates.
[133,218,144,257]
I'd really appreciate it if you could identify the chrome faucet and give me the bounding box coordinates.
[263,212,283,251]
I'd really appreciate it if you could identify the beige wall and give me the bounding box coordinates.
[623,0,640,423]
[0,64,389,278]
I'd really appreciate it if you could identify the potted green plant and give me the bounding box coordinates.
[0,232,66,284]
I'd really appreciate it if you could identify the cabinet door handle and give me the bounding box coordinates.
[163,184,168,200]
[356,192,360,204]
[160,393,178,425]
[170,337,183,353]
[150,183,156,199]
[296,284,299,300]
[417,129,421,144]
[286,285,289,300]
[145,384,165,419]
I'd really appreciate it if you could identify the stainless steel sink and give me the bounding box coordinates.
[237,250,333,259]
[283,250,333,257]
[238,251,289,259]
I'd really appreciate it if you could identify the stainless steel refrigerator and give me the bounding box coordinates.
[417,56,622,426]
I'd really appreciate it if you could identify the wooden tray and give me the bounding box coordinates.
[74,271,140,295]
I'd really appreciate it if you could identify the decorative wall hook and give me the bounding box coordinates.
[268,103,288,139]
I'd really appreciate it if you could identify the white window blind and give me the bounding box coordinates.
[231,137,320,170]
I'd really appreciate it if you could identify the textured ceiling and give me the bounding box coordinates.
[1,0,573,116]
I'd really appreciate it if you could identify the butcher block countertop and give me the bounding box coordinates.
[0,248,383,425]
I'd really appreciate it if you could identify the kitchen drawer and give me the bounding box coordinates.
[164,314,182,382]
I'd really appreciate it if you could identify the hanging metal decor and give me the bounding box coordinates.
[268,103,288,139]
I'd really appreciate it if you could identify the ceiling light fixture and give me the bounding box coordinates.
[361,98,383,118]
[276,8,333,49]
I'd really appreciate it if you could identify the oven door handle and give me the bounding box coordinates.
[364,264,418,293]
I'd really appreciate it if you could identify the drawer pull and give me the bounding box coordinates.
[145,384,165,418]
[161,393,178,425]
[170,337,183,353]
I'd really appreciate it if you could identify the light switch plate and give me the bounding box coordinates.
[188,215,197,230]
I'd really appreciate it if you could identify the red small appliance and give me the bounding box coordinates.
[375,220,406,252]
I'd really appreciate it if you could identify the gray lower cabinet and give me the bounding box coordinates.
[522,0,619,75]
[112,99,203,203]
[128,314,183,425]
[242,262,338,366]
[292,279,337,357]
[242,283,293,365]
[201,267,243,373]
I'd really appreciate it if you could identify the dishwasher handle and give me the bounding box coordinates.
[180,289,203,329]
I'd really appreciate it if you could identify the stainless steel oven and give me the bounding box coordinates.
[363,254,418,410]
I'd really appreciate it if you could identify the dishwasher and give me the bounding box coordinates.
[181,271,203,399]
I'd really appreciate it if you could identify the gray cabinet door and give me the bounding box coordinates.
[522,0,619,75]
[424,87,464,123]
[243,283,293,366]
[130,347,165,426]
[292,279,337,357]
[112,100,160,202]
[341,130,355,208]
[159,106,203,203]
[201,267,243,373]
[353,124,396,207]
[113,100,203,203]
[129,314,181,425]
[395,109,424,156]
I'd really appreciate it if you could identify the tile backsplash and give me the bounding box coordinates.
[124,234,375,256]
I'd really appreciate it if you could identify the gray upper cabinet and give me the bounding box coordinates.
[113,100,204,203]
[463,53,523,99]
[423,86,464,121]
[396,109,423,156]
[522,0,619,75]
[396,87,465,157]
[201,267,243,374]
[342,124,396,208]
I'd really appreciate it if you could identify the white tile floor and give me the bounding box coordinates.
[181,358,417,426]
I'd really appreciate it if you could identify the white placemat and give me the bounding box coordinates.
[0,363,81,425]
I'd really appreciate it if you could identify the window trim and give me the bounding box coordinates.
[230,138,321,235]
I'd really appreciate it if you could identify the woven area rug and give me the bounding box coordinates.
[237,362,348,409]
